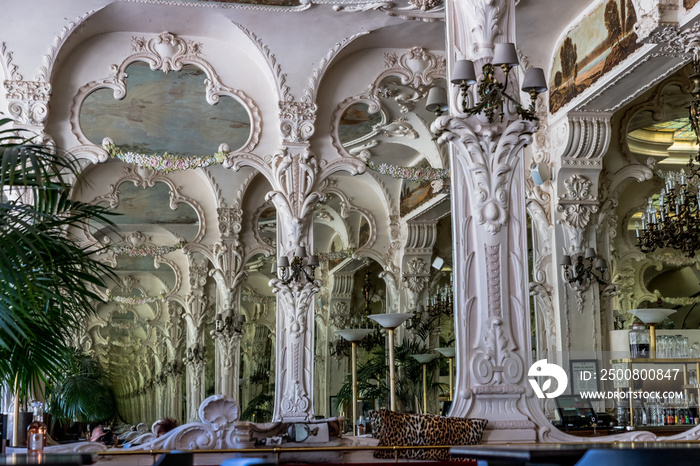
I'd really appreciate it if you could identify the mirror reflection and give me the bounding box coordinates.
[311,71,453,430]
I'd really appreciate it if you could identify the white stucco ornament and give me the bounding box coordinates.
[199,394,240,429]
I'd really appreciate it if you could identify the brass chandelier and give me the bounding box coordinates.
[636,57,700,258]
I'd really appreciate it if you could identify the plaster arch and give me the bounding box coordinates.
[43,8,281,160]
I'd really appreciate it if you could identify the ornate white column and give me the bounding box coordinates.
[552,114,611,356]
[212,328,243,397]
[328,273,354,330]
[183,260,208,422]
[401,221,438,314]
[436,0,537,442]
[266,98,325,421]
[210,204,247,400]
[165,307,184,421]
[268,147,323,422]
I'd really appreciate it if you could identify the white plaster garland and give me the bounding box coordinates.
[108,145,228,173]
[366,161,450,182]
[657,294,700,306]
[316,248,355,262]
[648,252,700,266]
[107,290,166,305]
[111,242,184,257]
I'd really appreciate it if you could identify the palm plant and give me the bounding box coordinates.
[335,338,445,413]
[241,384,274,422]
[0,118,116,400]
[47,349,116,426]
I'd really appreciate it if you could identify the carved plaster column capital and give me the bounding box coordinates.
[279,100,317,144]
[3,80,51,131]
[217,205,243,241]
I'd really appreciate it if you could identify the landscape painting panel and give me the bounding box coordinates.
[549,0,641,113]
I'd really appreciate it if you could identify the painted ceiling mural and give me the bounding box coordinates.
[549,0,641,113]
[80,62,251,156]
[338,103,383,145]
[92,181,200,243]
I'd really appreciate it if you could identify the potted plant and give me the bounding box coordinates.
[0,118,116,444]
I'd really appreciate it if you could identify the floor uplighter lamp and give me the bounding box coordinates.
[411,353,440,414]
[435,346,455,401]
[367,313,413,411]
[628,308,677,357]
[335,328,373,435]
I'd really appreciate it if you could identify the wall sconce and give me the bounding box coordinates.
[184,344,206,364]
[425,86,448,116]
[560,248,609,286]
[277,246,319,285]
[450,43,547,123]
[215,312,246,334]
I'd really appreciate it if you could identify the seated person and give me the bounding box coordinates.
[90,425,105,442]
[153,417,179,437]
[90,425,118,447]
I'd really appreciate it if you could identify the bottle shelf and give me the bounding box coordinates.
[611,358,700,364]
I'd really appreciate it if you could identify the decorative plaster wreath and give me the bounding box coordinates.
[106,290,166,305]
[111,242,184,257]
[366,161,450,182]
[108,145,228,173]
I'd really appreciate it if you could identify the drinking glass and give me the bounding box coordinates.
[657,335,667,358]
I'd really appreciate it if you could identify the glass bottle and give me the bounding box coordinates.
[629,323,650,358]
[356,415,366,435]
[27,401,46,453]
[616,400,629,427]
[690,393,699,424]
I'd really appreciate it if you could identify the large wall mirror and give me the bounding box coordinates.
[318,51,454,427]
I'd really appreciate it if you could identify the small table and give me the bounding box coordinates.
[451,442,700,466]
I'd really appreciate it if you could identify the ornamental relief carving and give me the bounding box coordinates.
[279,101,317,144]
[1,42,21,81]
[632,0,679,41]
[280,380,311,421]
[70,31,261,154]
[233,23,290,102]
[556,174,599,253]
[402,257,430,295]
[559,174,593,202]
[433,117,537,234]
[332,0,444,22]
[471,317,524,385]
[188,263,209,290]
[303,32,368,104]
[217,206,243,240]
[330,47,445,161]
[330,302,349,328]
[4,80,51,126]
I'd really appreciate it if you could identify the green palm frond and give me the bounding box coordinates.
[47,350,116,425]
[0,118,117,399]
